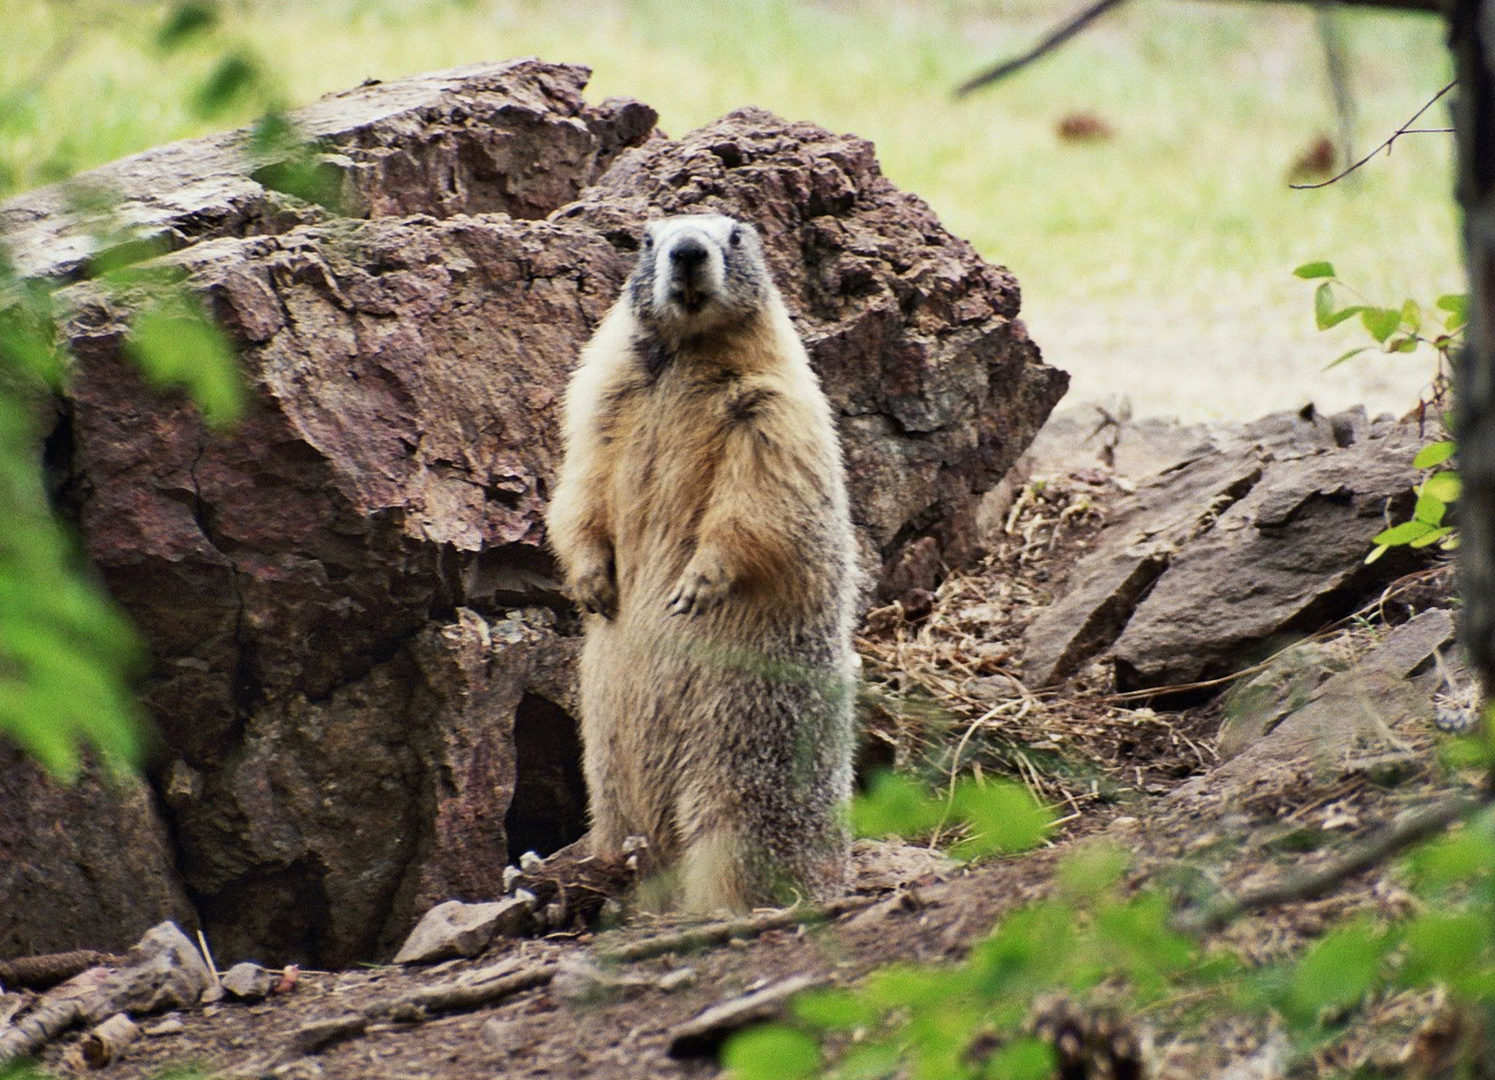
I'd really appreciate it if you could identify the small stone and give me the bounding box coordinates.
[502,865,523,892]
[900,589,935,622]
[79,921,214,1024]
[658,968,697,992]
[519,851,544,872]
[221,962,277,1002]
[143,1017,186,1036]
[480,1016,512,1053]
[393,897,536,964]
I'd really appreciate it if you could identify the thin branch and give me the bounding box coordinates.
[955,0,1132,97]
[1177,789,1492,934]
[1292,79,1459,189]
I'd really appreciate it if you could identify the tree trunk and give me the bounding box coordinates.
[1454,2,1495,702]
[1451,3,1495,1075]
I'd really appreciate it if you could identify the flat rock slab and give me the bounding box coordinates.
[1170,608,1455,808]
[1020,408,1432,689]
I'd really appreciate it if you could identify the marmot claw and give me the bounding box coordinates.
[572,566,618,619]
[667,565,729,616]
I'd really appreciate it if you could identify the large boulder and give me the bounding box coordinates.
[1,59,1065,965]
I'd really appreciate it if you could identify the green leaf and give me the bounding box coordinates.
[851,771,945,840]
[1401,912,1488,987]
[1324,346,1370,370]
[193,52,261,118]
[1421,471,1461,503]
[1284,919,1387,1026]
[1314,282,1337,330]
[948,779,1050,858]
[1387,336,1420,354]
[157,1,220,51]
[1414,440,1457,469]
[1294,261,1336,280]
[1362,307,1401,343]
[1401,299,1421,334]
[124,298,244,428]
[721,1024,820,1080]
[1412,490,1447,526]
[1437,294,1468,331]
[1364,543,1389,565]
[1409,526,1454,548]
[793,988,877,1030]
[982,1037,1055,1080]
[1372,520,1435,546]
[1320,305,1364,330]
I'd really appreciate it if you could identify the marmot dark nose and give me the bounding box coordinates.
[669,237,709,272]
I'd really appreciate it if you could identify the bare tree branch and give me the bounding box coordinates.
[955,0,1131,98]
[956,0,1444,98]
[1291,79,1458,188]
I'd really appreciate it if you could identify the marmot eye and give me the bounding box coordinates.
[729,228,742,248]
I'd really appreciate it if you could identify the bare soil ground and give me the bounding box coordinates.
[24,433,1473,1080]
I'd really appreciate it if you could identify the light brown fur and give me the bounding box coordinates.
[546,215,859,913]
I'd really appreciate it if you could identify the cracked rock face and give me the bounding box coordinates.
[1019,407,1432,692]
[2,59,1064,964]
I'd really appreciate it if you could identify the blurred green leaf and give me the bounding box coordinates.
[1401,298,1421,334]
[1412,490,1447,526]
[1409,525,1453,548]
[1437,293,1468,331]
[948,778,1050,858]
[793,987,877,1031]
[1372,521,1434,546]
[851,770,946,840]
[722,1024,820,1080]
[1414,440,1457,469]
[981,1037,1054,1080]
[1324,346,1370,370]
[193,52,260,117]
[158,1,220,51]
[1421,471,1461,503]
[1401,912,1488,987]
[124,297,244,427]
[1294,261,1336,280]
[1284,919,1387,1027]
[1362,307,1400,343]
[1314,282,1336,329]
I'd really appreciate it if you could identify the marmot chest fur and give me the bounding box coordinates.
[546,213,859,913]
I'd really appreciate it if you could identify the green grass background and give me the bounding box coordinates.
[1,0,1461,420]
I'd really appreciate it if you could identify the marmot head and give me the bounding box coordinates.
[628,214,772,339]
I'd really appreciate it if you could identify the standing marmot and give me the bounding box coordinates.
[546,213,859,913]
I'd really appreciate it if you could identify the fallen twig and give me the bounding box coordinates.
[0,950,118,991]
[1179,790,1492,933]
[668,975,826,1058]
[0,998,85,1064]
[596,896,875,964]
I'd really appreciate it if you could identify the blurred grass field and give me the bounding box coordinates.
[1,0,1461,420]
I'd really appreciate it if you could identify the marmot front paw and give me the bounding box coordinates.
[667,558,730,616]
[571,565,618,619]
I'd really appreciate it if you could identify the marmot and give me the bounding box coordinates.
[546,213,859,913]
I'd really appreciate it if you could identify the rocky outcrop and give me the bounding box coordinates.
[1019,407,1434,691]
[2,59,1064,964]
[0,747,196,958]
